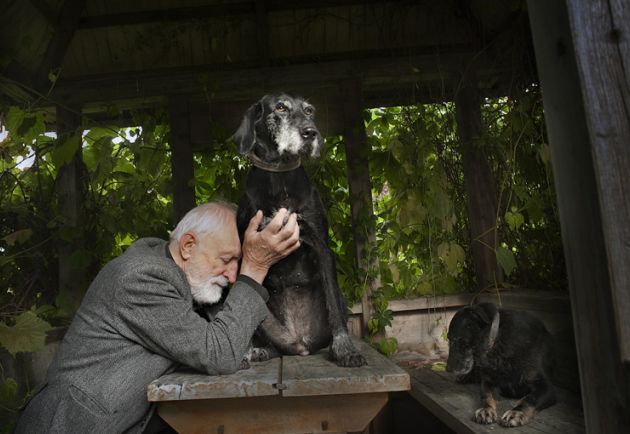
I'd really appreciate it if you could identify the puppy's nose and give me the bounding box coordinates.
[300,127,318,140]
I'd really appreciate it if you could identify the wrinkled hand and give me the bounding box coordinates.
[240,209,300,283]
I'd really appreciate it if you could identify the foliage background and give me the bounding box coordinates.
[0,85,565,426]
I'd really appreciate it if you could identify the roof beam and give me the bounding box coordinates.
[34,0,86,91]
[77,0,402,29]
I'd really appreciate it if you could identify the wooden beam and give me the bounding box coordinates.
[77,0,402,29]
[49,49,483,106]
[340,80,382,336]
[34,0,86,91]
[255,0,270,66]
[454,74,502,290]
[168,96,196,223]
[563,0,630,363]
[55,104,86,312]
[527,0,630,431]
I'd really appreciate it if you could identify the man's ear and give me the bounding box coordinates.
[471,302,498,326]
[232,100,263,155]
[179,233,197,260]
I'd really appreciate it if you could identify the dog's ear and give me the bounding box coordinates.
[470,302,498,326]
[232,101,262,154]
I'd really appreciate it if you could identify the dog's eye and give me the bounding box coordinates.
[276,103,287,113]
[303,106,313,116]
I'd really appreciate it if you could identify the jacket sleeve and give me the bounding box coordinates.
[116,263,269,375]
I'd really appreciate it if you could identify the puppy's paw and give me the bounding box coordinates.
[473,407,497,424]
[330,333,367,367]
[499,409,532,427]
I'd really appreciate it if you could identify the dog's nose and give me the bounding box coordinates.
[301,127,318,140]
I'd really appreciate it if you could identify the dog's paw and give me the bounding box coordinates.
[499,409,532,427]
[473,407,497,424]
[248,346,278,362]
[330,333,367,367]
[336,351,367,367]
[238,358,251,370]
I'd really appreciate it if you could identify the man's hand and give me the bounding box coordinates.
[240,209,300,284]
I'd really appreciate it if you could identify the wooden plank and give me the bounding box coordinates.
[158,392,388,434]
[564,0,630,363]
[281,338,410,397]
[147,358,281,401]
[406,367,585,434]
[527,0,630,431]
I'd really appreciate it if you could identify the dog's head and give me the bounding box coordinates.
[232,92,323,161]
[446,302,498,375]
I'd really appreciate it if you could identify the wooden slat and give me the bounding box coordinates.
[564,0,630,363]
[527,0,630,431]
[281,338,410,397]
[158,392,388,434]
[147,358,281,401]
[406,366,585,434]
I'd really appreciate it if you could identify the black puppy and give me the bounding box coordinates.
[232,92,366,367]
[446,302,556,427]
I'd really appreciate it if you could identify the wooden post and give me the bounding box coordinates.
[454,76,502,290]
[55,105,86,311]
[527,0,630,431]
[340,80,381,336]
[168,96,196,222]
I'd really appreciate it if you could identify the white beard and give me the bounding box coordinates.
[189,275,228,305]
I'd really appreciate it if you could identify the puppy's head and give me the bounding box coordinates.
[446,302,498,375]
[232,92,323,161]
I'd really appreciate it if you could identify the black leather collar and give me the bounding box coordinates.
[248,151,301,172]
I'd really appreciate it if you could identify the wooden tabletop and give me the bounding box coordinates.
[147,337,410,402]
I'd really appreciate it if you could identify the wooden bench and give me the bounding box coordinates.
[399,359,585,434]
[147,338,410,434]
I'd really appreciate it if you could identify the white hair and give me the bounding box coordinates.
[169,201,237,243]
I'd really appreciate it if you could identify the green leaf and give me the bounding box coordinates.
[2,229,33,246]
[376,337,398,356]
[51,135,80,168]
[538,143,551,165]
[431,361,447,372]
[0,378,18,405]
[505,211,525,231]
[496,245,517,277]
[5,106,25,134]
[54,288,81,319]
[0,312,52,355]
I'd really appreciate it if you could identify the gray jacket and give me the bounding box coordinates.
[14,238,269,434]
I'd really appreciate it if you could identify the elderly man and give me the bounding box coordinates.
[14,201,300,434]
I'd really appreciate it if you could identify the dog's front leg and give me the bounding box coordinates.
[499,373,556,427]
[310,237,366,367]
[474,380,498,424]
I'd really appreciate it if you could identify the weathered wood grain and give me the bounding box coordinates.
[406,366,584,434]
[147,359,281,401]
[158,392,387,434]
[281,338,410,397]
[527,0,630,431]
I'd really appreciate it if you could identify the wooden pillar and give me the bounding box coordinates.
[168,96,196,222]
[454,76,502,290]
[527,0,630,431]
[55,105,86,311]
[340,80,382,336]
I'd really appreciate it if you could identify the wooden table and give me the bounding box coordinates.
[147,338,410,434]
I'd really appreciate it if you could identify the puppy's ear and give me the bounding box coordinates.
[232,101,262,154]
[471,302,498,326]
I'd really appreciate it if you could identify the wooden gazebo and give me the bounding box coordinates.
[1,0,628,432]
